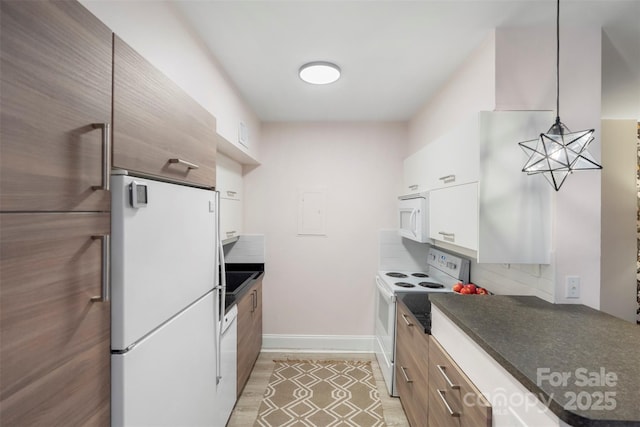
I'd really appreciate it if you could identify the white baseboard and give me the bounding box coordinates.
[262,334,375,353]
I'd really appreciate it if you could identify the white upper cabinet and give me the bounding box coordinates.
[403,145,429,194]
[216,153,243,241]
[408,110,553,264]
[425,115,480,191]
[429,183,479,251]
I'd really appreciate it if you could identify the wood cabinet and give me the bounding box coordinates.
[217,153,244,241]
[0,213,111,426]
[429,337,491,427]
[236,277,263,397]
[0,2,112,425]
[395,300,429,427]
[112,36,217,188]
[0,0,112,212]
[429,183,479,251]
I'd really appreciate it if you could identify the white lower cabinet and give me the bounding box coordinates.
[429,183,479,251]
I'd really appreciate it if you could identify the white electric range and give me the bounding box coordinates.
[374,247,470,396]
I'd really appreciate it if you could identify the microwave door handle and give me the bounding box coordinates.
[410,208,418,237]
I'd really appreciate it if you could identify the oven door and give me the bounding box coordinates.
[374,276,396,395]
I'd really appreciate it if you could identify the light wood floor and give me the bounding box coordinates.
[227,351,410,427]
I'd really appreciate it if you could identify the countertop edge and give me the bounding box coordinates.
[430,297,637,427]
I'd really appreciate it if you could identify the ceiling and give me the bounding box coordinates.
[173,1,640,122]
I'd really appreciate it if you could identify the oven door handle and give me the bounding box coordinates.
[376,277,396,303]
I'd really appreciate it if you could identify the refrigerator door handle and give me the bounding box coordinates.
[216,191,226,385]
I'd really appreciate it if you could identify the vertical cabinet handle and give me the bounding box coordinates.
[91,234,110,302]
[169,158,199,170]
[92,123,111,191]
[437,365,460,389]
[437,389,460,417]
[250,289,256,313]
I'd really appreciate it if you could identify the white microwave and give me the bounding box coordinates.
[398,194,430,243]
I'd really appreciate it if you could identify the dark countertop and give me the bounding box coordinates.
[423,294,640,427]
[223,263,264,312]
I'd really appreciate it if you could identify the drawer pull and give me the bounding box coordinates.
[409,184,419,191]
[226,190,237,197]
[169,158,199,170]
[226,231,236,237]
[438,231,455,238]
[401,313,413,326]
[439,174,456,183]
[400,366,413,383]
[437,389,460,417]
[437,365,460,389]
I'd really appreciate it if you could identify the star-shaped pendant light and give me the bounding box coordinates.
[518,0,601,191]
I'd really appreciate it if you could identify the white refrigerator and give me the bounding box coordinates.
[110,172,235,426]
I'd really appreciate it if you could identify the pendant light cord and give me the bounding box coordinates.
[555,0,560,124]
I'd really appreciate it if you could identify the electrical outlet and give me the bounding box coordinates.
[566,276,580,299]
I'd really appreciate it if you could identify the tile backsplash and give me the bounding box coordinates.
[223,235,265,264]
[378,230,430,271]
[379,229,555,301]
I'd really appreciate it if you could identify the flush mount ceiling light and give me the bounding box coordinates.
[299,61,341,85]
[518,0,601,191]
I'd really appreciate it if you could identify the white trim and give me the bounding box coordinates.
[262,334,375,353]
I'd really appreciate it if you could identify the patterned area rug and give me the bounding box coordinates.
[254,359,386,427]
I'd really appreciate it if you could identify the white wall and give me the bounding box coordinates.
[243,122,407,340]
[408,30,495,155]
[80,0,261,160]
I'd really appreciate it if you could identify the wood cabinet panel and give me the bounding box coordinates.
[0,212,111,426]
[112,36,217,188]
[429,337,491,427]
[237,278,263,397]
[395,301,429,427]
[0,0,112,212]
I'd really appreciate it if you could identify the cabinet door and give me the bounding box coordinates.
[112,36,217,188]
[429,337,492,427]
[403,145,430,194]
[0,0,112,212]
[221,198,242,242]
[0,213,111,426]
[236,279,262,397]
[395,301,429,427]
[426,115,480,191]
[430,183,479,251]
[217,153,243,200]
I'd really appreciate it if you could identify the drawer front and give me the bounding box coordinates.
[113,36,217,188]
[396,301,429,426]
[430,337,492,427]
